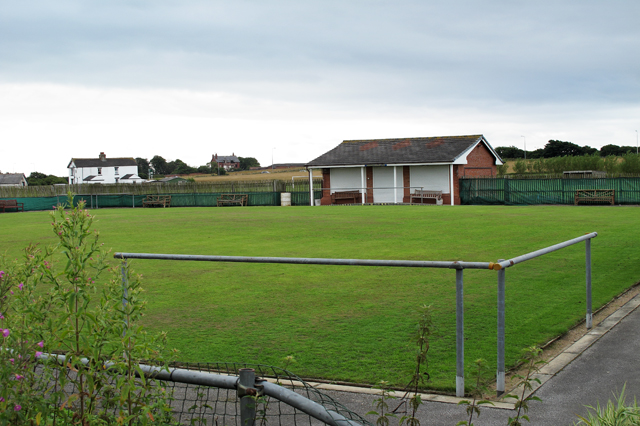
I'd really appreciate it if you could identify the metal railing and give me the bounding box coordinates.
[115,232,597,398]
[36,353,369,426]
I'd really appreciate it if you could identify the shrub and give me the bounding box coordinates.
[0,194,173,425]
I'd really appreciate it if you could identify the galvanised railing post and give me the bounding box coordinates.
[239,368,257,426]
[586,238,592,329]
[456,268,464,397]
[496,259,505,396]
[121,261,128,337]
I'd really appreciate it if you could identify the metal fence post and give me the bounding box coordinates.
[586,238,592,329]
[497,259,505,396]
[456,268,464,397]
[121,261,128,337]
[239,368,257,426]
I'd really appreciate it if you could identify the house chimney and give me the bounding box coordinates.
[99,152,106,161]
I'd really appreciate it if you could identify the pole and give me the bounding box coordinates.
[393,166,398,204]
[361,167,365,205]
[239,368,257,426]
[456,268,464,397]
[521,135,526,159]
[121,261,128,337]
[586,239,592,329]
[308,169,314,206]
[497,260,505,395]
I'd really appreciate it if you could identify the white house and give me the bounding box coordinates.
[0,173,28,187]
[68,152,143,184]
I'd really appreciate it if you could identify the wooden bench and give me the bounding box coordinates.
[410,190,443,205]
[0,199,24,212]
[331,191,360,204]
[217,194,248,207]
[142,195,172,208]
[575,189,614,206]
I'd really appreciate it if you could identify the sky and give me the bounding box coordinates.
[1,0,639,176]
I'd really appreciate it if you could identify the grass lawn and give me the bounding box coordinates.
[0,204,638,392]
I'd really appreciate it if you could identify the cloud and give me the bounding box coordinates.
[0,1,639,175]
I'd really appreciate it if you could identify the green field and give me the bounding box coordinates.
[1,205,638,392]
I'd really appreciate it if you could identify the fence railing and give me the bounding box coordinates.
[36,354,370,426]
[0,179,324,198]
[0,190,323,212]
[115,232,597,398]
[460,177,640,205]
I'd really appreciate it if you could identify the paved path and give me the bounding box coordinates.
[318,294,640,426]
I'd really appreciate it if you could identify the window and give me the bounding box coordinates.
[114,167,119,175]
[98,167,102,175]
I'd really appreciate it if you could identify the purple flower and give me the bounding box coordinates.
[18,283,24,290]
[15,374,23,380]
[35,351,43,358]
[38,341,44,348]
[1,329,9,338]
[9,358,14,364]
[0,271,4,278]
[14,404,21,411]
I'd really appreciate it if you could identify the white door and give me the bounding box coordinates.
[373,167,396,203]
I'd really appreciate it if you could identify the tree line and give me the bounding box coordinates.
[136,156,260,179]
[496,140,638,159]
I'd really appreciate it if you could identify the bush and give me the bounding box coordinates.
[0,194,173,425]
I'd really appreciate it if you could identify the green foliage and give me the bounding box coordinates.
[496,146,526,159]
[367,381,398,426]
[497,163,509,176]
[600,145,637,157]
[574,385,640,426]
[506,346,545,426]
[136,157,150,179]
[150,155,169,175]
[0,194,172,425]
[239,157,261,170]
[513,160,527,174]
[26,171,67,186]
[456,359,493,426]
[619,154,640,174]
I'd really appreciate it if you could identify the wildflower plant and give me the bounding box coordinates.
[0,194,173,425]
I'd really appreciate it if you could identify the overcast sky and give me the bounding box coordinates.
[1,0,639,176]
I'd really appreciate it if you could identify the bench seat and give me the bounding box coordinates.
[575,189,614,206]
[0,199,24,212]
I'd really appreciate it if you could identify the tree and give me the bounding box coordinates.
[150,155,169,175]
[135,157,150,179]
[26,172,67,186]
[238,157,260,170]
[167,159,196,175]
[542,140,586,158]
[495,146,525,159]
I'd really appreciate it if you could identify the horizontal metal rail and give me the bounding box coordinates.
[36,353,361,426]
[114,232,598,399]
[492,232,597,270]
[114,253,494,270]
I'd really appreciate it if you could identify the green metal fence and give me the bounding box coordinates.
[0,191,322,212]
[460,177,640,205]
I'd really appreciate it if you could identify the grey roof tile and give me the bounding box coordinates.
[306,135,491,167]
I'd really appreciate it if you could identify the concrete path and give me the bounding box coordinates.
[317,294,640,426]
